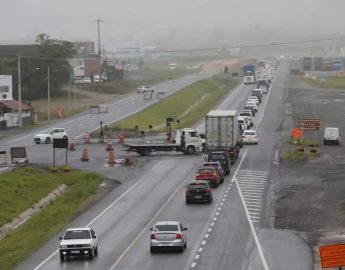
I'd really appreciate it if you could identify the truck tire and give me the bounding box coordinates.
[143,148,152,156]
[186,146,195,154]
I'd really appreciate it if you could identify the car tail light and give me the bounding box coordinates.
[176,234,182,239]
[213,173,217,177]
[151,234,156,239]
[206,188,211,193]
[242,135,245,138]
[196,173,200,177]
[186,189,191,195]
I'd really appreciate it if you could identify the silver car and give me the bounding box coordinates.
[150,221,188,253]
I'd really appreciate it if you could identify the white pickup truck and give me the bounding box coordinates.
[59,227,98,261]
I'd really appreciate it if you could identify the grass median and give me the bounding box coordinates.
[110,74,240,132]
[0,166,102,270]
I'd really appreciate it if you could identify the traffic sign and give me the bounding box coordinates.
[298,119,320,131]
[320,244,345,268]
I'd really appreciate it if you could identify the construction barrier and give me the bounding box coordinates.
[107,149,116,166]
[68,138,76,151]
[125,151,133,165]
[84,133,91,144]
[118,131,125,144]
[106,139,113,151]
[81,147,89,161]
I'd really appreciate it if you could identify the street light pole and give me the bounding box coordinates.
[47,66,51,121]
[17,55,23,128]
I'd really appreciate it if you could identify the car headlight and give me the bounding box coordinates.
[60,245,67,248]
[83,244,91,248]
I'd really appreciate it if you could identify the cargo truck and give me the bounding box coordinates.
[122,128,204,156]
[205,110,242,174]
[242,64,256,85]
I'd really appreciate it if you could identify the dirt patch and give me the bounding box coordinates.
[275,75,345,269]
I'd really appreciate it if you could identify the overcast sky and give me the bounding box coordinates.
[1,0,345,50]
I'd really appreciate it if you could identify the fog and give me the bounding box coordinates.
[1,0,345,51]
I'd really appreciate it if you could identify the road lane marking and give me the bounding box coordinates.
[108,165,189,270]
[33,161,162,270]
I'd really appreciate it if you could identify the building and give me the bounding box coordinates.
[0,75,32,129]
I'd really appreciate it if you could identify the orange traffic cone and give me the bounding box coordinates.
[68,138,76,151]
[106,139,113,151]
[107,149,116,166]
[84,133,91,144]
[124,151,133,165]
[81,147,89,161]
[118,131,125,144]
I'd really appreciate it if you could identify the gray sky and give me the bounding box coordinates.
[1,0,345,50]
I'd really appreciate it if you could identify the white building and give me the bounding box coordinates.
[0,75,32,129]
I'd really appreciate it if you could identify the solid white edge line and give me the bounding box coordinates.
[33,161,162,270]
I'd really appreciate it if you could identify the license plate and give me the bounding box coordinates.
[194,196,202,199]
[71,250,80,254]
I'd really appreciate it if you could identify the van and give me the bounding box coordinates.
[323,127,340,145]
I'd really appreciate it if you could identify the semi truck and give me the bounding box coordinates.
[242,64,256,84]
[290,58,301,75]
[205,110,242,174]
[122,128,204,156]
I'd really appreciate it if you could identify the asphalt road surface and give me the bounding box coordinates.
[13,62,312,270]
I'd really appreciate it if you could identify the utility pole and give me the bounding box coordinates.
[47,66,51,121]
[17,55,23,128]
[96,19,102,57]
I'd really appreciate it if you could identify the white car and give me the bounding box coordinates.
[34,128,68,144]
[323,127,340,145]
[150,221,187,253]
[136,85,154,93]
[237,118,248,131]
[59,227,98,261]
[246,102,258,112]
[242,130,258,144]
[248,96,259,105]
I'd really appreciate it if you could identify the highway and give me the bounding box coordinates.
[13,61,310,270]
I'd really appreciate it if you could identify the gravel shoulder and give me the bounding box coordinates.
[275,74,345,268]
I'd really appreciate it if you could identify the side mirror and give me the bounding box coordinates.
[92,235,97,239]
[183,228,188,231]
[59,237,62,240]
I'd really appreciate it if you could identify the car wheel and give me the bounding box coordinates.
[94,246,98,255]
[184,241,187,248]
[208,198,212,204]
[35,141,40,144]
[60,254,65,262]
[63,135,68,140]
[178,246,184,253]
[337,139,340,145]
[150,246,156,254]
[89,249,94,259]
[45,137,51,144]
[186,199,190,204]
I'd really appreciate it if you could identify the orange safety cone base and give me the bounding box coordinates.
[107,150,116,165]
[81,148,89,161]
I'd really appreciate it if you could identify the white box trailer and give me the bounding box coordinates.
[205,110,238,150]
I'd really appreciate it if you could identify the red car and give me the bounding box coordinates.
[195,167,220,188]
[203,161,224,184]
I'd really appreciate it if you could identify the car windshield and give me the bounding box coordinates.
[154,225,179,232]
[63,230,91,240]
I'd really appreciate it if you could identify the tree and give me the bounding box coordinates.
[21,33,76,100]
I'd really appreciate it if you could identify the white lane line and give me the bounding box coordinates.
[240,187,265,191]
[213,217,217,221]
[241,190,264,194]
[108,167,189,270]
[33,161,163,270]
[191,262,197,268]
[198,247,203,252]
[195,255,200,260]
[208,228,212,232]
[239,170,270,174]
[242,194,263,198]
[237,175,268,179]
[239,184,266,188]
[205,234,209,239]
[220,202,224,206]
[210,222,215,227]
[218,207,222,211]
[215,212,219,216]
[237,178,267,183]
[242,197,263,201]
[246,201,263,206]
[201,241,207,246]
[236,178,269,269]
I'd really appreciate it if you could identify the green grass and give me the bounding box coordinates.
[282,148,305,160]
[82,68,200,95]
[110,74,239,131]
[302,77,345,89]
[0,166,102,270]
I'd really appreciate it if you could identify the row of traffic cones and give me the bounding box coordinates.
[68,131,125,150]
[80,146,132,166]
